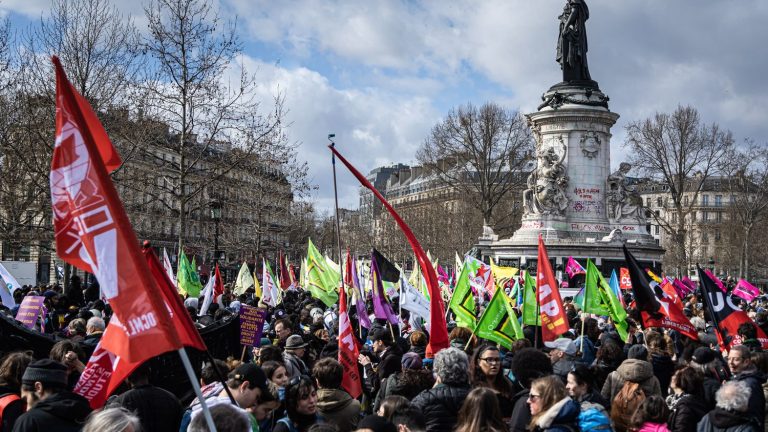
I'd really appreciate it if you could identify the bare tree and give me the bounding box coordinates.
[719,142,768,279]
[625,105,733,276]
[140,0,285,252]
[416,102,533,231]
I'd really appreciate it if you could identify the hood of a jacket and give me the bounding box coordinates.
[733,368,767,385]
[33,391,91,424]
[710,408,754,428]
[316,388,354,412]
[536,397,579,429]
[617,359,654,382]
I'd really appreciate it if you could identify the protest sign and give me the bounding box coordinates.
[239,305,266,347]
[16,296,45,329]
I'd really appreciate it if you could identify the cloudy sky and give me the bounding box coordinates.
[3,1,767,214]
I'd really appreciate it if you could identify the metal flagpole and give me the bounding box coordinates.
[178,348,218,432]
[329,134,346,317]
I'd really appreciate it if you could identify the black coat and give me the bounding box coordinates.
[667,394,708,432]
[0,385,24,432]
[730,369,767,429]
[109,384,183,432]
[11,392,91,432]
[509,388,531,432]
[651,353,675,397]
[411,383,470,432]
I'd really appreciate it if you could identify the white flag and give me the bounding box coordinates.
[198,275,215,316]
[162,248,176,288]
[262,260,278,307]
[399,277,430,322]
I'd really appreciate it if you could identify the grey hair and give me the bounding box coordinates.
[82,407,141,432]
[434,347,469,385]
[86,317,106,332]
[716,381,751,412]
[189,403,251,432]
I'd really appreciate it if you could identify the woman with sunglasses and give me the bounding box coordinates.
[273,375,320,432]
[527,375,580,432]
[469,344,515,416]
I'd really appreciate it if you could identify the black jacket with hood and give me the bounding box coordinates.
[11,391,91,432]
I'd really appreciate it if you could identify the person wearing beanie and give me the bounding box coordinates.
[373,351,434,412]
[601,344,662,403]
[14,359,92,432]
[508,348,554,432]
[358,326,403,398]
[107,363,183,432]
[689,346,724,410]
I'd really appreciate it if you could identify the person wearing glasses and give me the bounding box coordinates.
[469,345,515,417]
[273,375,320,432]
[726,345,765,430]
[526,375,580,432]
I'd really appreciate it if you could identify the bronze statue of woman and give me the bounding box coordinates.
[556,0,592,83]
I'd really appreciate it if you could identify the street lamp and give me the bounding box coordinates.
[209,200,222,266]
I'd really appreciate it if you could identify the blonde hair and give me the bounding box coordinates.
[528,375,567,430]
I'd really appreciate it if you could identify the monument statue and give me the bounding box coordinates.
[606,162,645,223]
[556,0,592,83]
[523,142,569,216]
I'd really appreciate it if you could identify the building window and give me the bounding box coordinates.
[716,211,723,222]
[684,196,689,206]
[702,231,709,242]
[715,229,721,241]
[646,197,651,207]
[703,211,709,221]
[702,195,709,206]
[715,195,722,207]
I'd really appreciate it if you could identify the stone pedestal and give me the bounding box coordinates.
[479,84,664,269]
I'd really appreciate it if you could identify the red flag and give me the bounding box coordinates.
[619,267,632,290]
[536,236,569,342]
[337,279,362,399]
[623,246,698,340]
[698,266,768,351]
[279,251,291,289]
[50,56,181,362]
[213,263,225,300]
[74,323,140,409]
[329,145,449,356]
[143,246,206,351]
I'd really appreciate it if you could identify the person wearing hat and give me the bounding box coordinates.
[184,362,274,432]
[373,351,434,412]
[600,344,662,403]
[689,346,724,410]
[544,337,578,382]
[13,359,92,432]
[283,334,310,381]
[107,363,183,432]
[358,326,403,397]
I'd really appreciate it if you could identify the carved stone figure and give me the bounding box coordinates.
[523,138,569,216]
[579,130,600,159]
[606,162,645,223]
[556,0,592,83]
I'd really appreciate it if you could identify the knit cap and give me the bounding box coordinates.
[22,359,68,388]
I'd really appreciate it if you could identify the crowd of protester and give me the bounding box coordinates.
[1,276,768,432]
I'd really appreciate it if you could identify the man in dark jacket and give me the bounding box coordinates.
[727,345,766,429]
[13,359,91,432]
[359,326,402,396]
[313,358,360,432]
[107,363,183,432]
[411,347,470,432]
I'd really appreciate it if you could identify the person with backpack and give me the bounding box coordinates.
[0,352,33,432]
[629,395,670,432]
[602,344,661,402]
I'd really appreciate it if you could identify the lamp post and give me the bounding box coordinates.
[209,200,221,266]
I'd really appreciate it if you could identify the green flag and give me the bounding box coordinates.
[474,288,524,349]
[449,262,476,328]
[584,260,629,342]
[522,270,541,326]
[177,251,203,297]
[583,260,611,316]
[306,239,340,307]
[234,261,255,295]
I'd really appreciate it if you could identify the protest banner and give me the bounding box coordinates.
[16,296,45,329]
[239,305,266,348]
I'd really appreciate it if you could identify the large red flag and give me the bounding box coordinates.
[143,246,206,351]
[50,56,181,362]
[623,246,698,340]
[213,263,225,300]
[329,145,449,356]
[338,279,362,399]
[279,251,291,289]
[536,236,569,341]
[698,265,768,351]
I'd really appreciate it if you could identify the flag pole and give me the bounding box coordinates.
[178,348,218,432]
[534,268,540,349]
[329,135,345,299]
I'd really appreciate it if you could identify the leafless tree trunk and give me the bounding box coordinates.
[625,106,733,277]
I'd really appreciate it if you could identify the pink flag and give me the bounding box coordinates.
[733,279,760,302]
[672,278,695,298]
[565,257,586,279]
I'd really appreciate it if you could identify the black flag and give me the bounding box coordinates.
[372,248,401,283]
